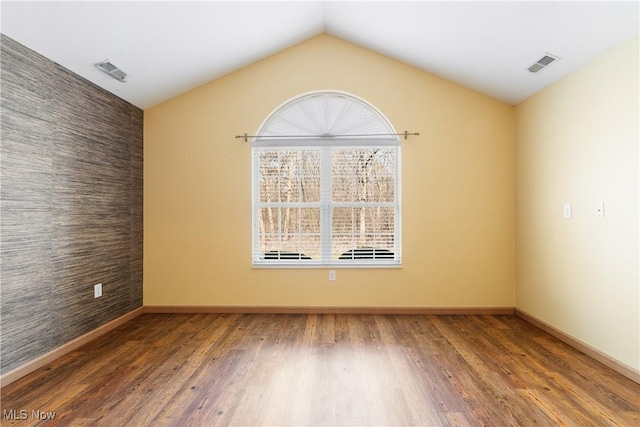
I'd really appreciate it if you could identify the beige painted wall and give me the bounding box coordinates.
[515,37,639,370]
[144,34,515,308]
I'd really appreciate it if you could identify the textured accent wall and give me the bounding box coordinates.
[0,35,143,373]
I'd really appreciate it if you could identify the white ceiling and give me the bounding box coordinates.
[1,1,638,110]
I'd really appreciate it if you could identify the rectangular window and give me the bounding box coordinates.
[253,142,401,266]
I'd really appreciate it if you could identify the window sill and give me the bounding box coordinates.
[251,263,403,269]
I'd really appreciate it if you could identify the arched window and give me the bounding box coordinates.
[252,91,401,266]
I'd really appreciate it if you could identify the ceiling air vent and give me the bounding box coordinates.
[95,59,127,82]
[527,53,560,74]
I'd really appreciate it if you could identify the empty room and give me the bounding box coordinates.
[1,1,638,426]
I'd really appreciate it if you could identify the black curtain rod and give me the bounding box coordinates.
[235,131,420,142]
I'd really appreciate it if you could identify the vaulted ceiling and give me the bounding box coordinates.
[1,1,638,110]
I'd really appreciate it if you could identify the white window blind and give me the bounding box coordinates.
[251,91,402,267]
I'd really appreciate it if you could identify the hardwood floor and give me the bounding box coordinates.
[1,314,638,426]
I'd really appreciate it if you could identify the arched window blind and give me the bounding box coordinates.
[252,91,401,266]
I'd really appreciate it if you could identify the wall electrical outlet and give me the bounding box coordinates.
[328,270,336,281]
[94,283,103,298]
[563,203,572,218]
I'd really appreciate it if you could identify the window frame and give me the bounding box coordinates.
[250,90,402,268]
[252,140,401,268]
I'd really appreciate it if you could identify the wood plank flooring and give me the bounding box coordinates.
[1,314,638,426]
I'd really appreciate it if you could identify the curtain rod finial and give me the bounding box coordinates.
[403,130,419,139]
